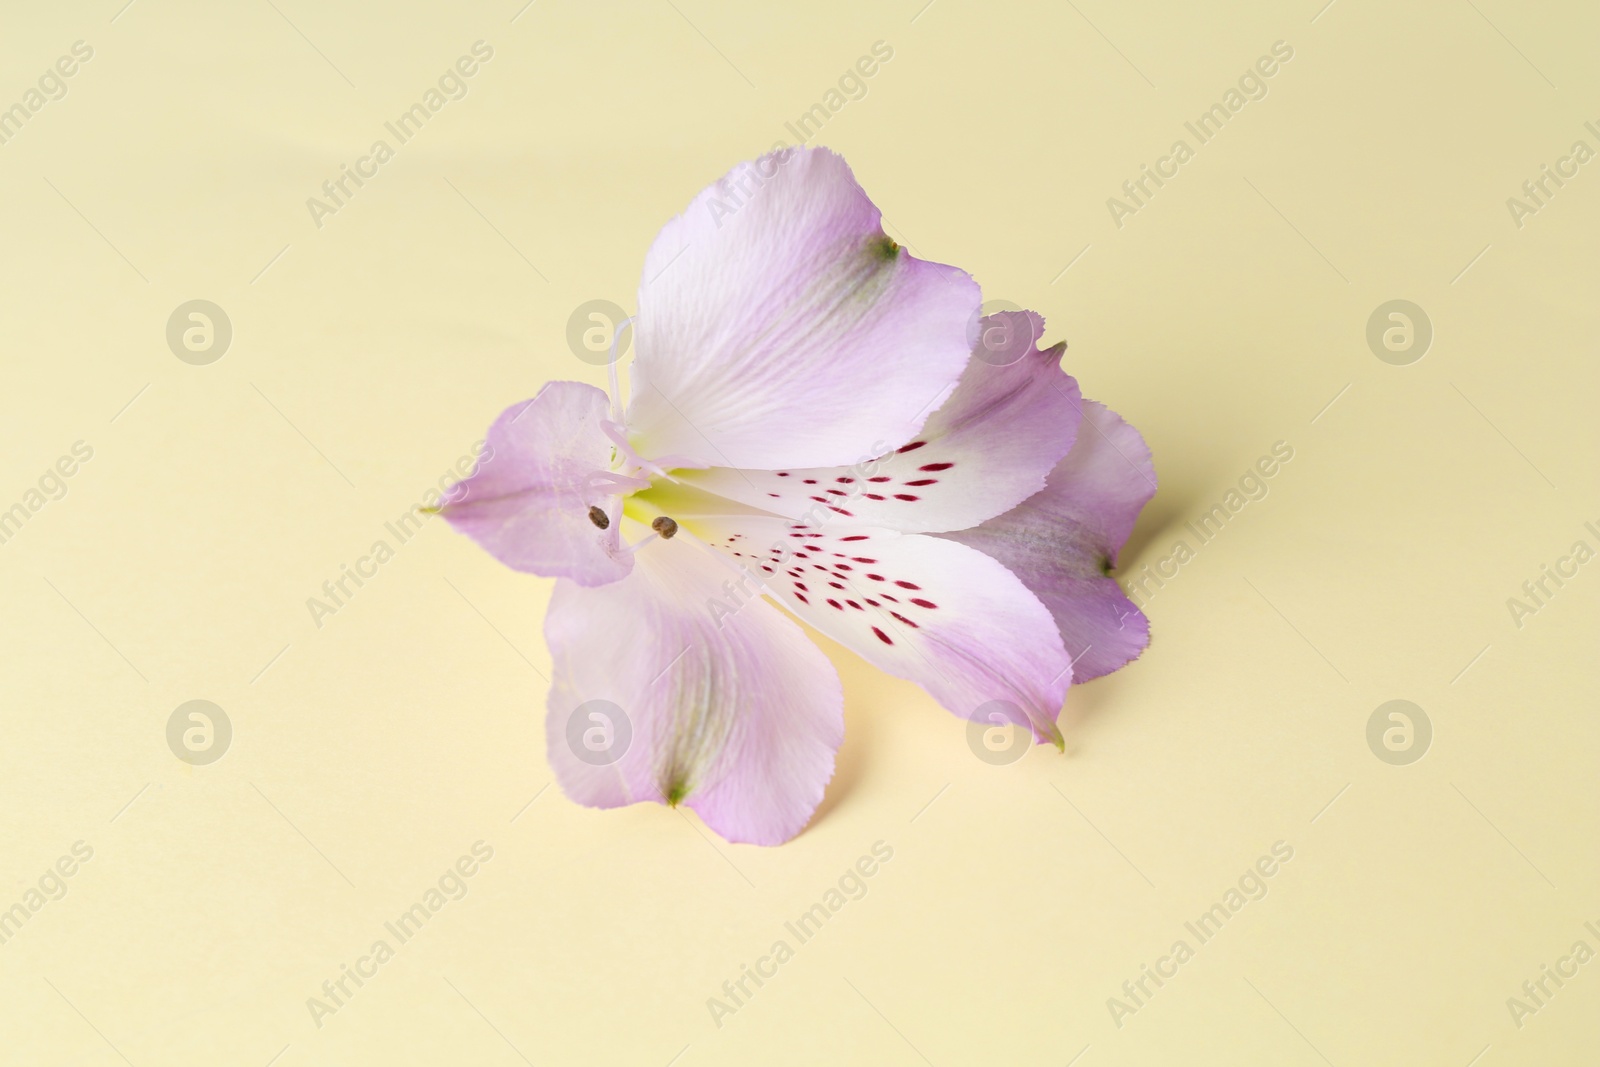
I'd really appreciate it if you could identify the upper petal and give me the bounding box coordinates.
[942,400,1156,682]
[543,526,844,845]
[690,512,1072,743]
[438,382,632,587]
[680,310,1083,533]
[626,147,980,470]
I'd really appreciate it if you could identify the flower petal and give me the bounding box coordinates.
[691,513,1072,743]
[438,382,632,587]
[543,526,844,845]
[680,311,1082,533]
[626,147,980,470]
[941,400,1156,682]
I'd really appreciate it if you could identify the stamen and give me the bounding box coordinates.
[584,471,651,494]
[588,506,610,529]
[651,516,679,539]
[606,315,634,423]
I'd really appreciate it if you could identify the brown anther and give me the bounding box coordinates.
[651,515,679,539]
[588,506,610,530]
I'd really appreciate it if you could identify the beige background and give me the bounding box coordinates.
[1,0,1596,1063]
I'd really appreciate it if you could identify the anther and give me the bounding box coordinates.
[588,506,610,530]
[651,516,679,539]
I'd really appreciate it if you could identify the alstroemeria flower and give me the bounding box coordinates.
[440,148,1155,845]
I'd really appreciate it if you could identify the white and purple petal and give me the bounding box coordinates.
[689,513,1073,744]
[438,382,632,587]
[942,400,1156,682]
[626,147,980,470]
[681,310,1082,534]
[543,527,844,845]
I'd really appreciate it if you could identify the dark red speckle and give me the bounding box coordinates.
[895,580,921,590]
[894,494,920,501]
[896,441,926,454]
[872,626,893,644]
[905,479,938,487]
[920,462,954,471]
[910,598,938,609]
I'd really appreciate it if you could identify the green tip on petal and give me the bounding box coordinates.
[1099,554,1114,577]
[418,505,442,515]
[1041,719,1065,752]
[665,782,687,807]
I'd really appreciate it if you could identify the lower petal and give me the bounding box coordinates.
[543,526,843,845]
[941,399,1156,682]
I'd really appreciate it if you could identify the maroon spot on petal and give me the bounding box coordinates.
[795,593,809,604]
[836,564,852,571]
[776,471,790,477]
[896,441,926,454]
[872,626,893,644]
[829,581,845,590]
[867,574,886,582]
[803,478,818,484]
[826,489,847,496]
[768,492,781,497]
[836,477,855,484]
[910,598,938,609]
[826,598,843,609]
[851,557,876,564]
[810,496,828,503]
[895,580,921,590]
[904,479,938,486]
[892,611,920,628]
[865,493,885,500]
[846,600,863,610]
[864,598,880,607]
[795,582,808,591]
[882,594,899,603]
[868,476,891,483]
[920,462,954,471]
[841,535,869,541]
[828,507,855,517]
[894,494,920,501]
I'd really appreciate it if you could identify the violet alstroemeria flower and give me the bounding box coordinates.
[440,148,1155,845]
